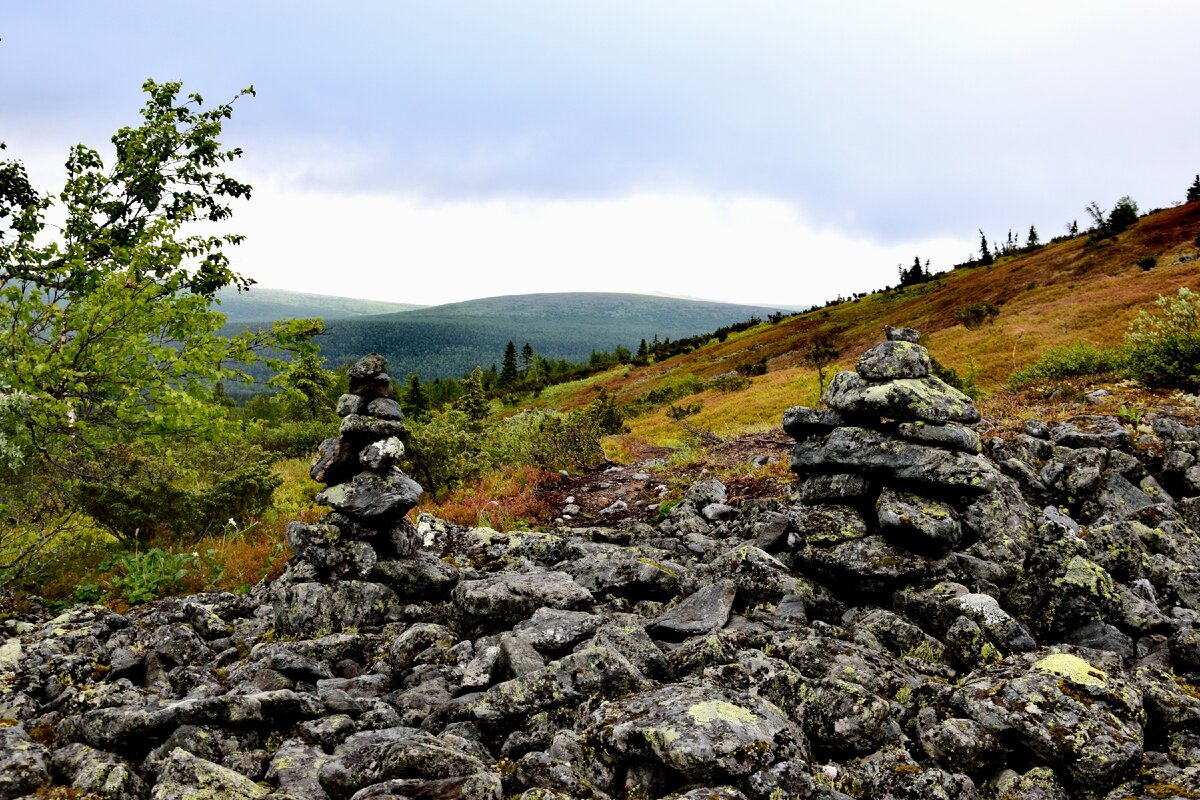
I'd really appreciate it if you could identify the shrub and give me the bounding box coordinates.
[103,548,196,604]
[931,358,982,400]
[954,302,1000,330]
[248,419,335,458]
[1123,287,1200,390]
[1137,256,1158,271]
[735,358,768,377]
[1008,342,1123,388]
[74,442,282,545]
[708,373,752,392]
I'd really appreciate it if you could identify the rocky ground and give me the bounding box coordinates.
[6,335,1200,799]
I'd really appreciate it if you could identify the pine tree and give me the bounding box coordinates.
[521,342,534,375]
[500,340,518,387]
[403,373,428,417]
[979,231,994,265]
[1027,225,1039,248]
[1187,175,1200,203]
[635,338,648,364]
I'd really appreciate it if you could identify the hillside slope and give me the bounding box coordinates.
[531,203,1200,448]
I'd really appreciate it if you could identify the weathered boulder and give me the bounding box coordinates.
[824,371,981,424]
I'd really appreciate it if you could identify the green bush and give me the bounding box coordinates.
[626,374,706,417]
[1123,287,1200,390]
[708,373,752,392]
[1008,342,1123,388]
[931,358,982,400]
[74,441,281,545]
[103,548,195,604]
[954,302,1000,330]
[248,419,335,458]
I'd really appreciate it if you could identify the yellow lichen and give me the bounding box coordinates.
[1035,652,1107,688]
[687,699,760,725]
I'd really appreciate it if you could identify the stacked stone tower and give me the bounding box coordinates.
[784,327,1034,595]
[272,354,441,636]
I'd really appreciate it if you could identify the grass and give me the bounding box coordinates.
[422,464,554,530]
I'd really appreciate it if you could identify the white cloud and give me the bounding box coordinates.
[234,175,976,308]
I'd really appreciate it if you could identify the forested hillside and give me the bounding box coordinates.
[298,292,792,379]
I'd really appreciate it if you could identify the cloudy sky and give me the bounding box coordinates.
[3,2,1198,308]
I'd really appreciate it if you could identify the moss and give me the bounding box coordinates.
[1143,783,1200,799]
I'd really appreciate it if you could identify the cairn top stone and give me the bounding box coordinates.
[824,371,980,425]
[856,340,932,380]
[885,325,921,343]
[347,353,388,380]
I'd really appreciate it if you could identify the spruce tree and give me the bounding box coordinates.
[456,366,489,424]
[403,373,428,417]
[979,231,994,265]
[521,342,534,374]
[1027,225,1039,248]
[1188,175,1200,203]
[500,340,518,387]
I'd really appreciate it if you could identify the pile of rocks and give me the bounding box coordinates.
[785,326,1033,595]
[7,346,1200,799]
[273,354,456,637]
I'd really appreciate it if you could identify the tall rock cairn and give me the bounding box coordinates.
[272,354,429,636]
[784,326,1034,596]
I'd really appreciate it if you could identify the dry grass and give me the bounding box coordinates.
[422,465,554,530]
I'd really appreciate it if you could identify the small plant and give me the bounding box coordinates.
[667,402,703,421]
[105,548,195,604]
[1116,404,1146,427]
[954,302,1000,330]
[735,357,768,377]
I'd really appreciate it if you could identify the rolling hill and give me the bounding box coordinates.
[214,286,425,324]
[296,293,792,379]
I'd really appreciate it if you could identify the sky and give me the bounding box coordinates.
[2,1,1198,308]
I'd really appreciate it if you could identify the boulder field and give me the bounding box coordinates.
[6,334,1200,799]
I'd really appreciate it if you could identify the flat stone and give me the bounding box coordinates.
[792,427,999,495]
[339,414,406,440]
[150,748,268,800]
[316,468,422,523]
[647,580,737,641]
[825,371,980,424]
[856,340,932,380]
[885,325,921,343]
[453,571,593,627]
[782,406,846,440]
[365,397,405,420]
[893,421,981,454]
[797,473,873,505]
[1050,416,1131,451]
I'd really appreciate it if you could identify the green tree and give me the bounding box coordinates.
[403,373,428,418]
[1188,175,1200,204]
[500,340,519,387]
[268,350,337,420]
[456,366,490,425]
[1108,196,1139,234]
[520,342,534,375]
[0,80,318,478]
[978,231,994,266]
[1027,225,1040,248]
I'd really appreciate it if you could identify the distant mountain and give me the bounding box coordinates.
[214,286,424,324]
[307,292,791,379]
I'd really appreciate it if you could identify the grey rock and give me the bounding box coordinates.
[319,731,488,797]
[336,393,364,417]
[454,572,593,629]
[359,436,405,471]
[954,650,1144,791]
[876,487,962,553]
[53,742,146,800]
[885,325,921,343]
[0,726,50,799]
[373,552,459,601]
[474,647,647,723]
[151,748,268,800]
[797,473,873,505]
[311,436,359,485]
[702,502,737,521]
[1023,419,1050,439]
[365,397,404,420]
[894,420,982,453]
[792,427,999,495]
[499,634,546,678]
[855,340,932,380]
[586,682,806,785]
[512,608,605,653]
[1050,415,1131,451]
[799,535,949,595]
[647,580,736,641]
[824,371,981,424]
[316,468,422,523]
[272,580,401,636]
[266,738,332,800]
[338,413,406,439]
[787,503,869,548]
[685,478,728,506]
[782,406,847,439]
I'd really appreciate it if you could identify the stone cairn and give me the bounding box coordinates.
[783,326,1035,596]
[272,354,443,636]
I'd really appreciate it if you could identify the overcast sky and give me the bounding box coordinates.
[3,2,1198,308]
